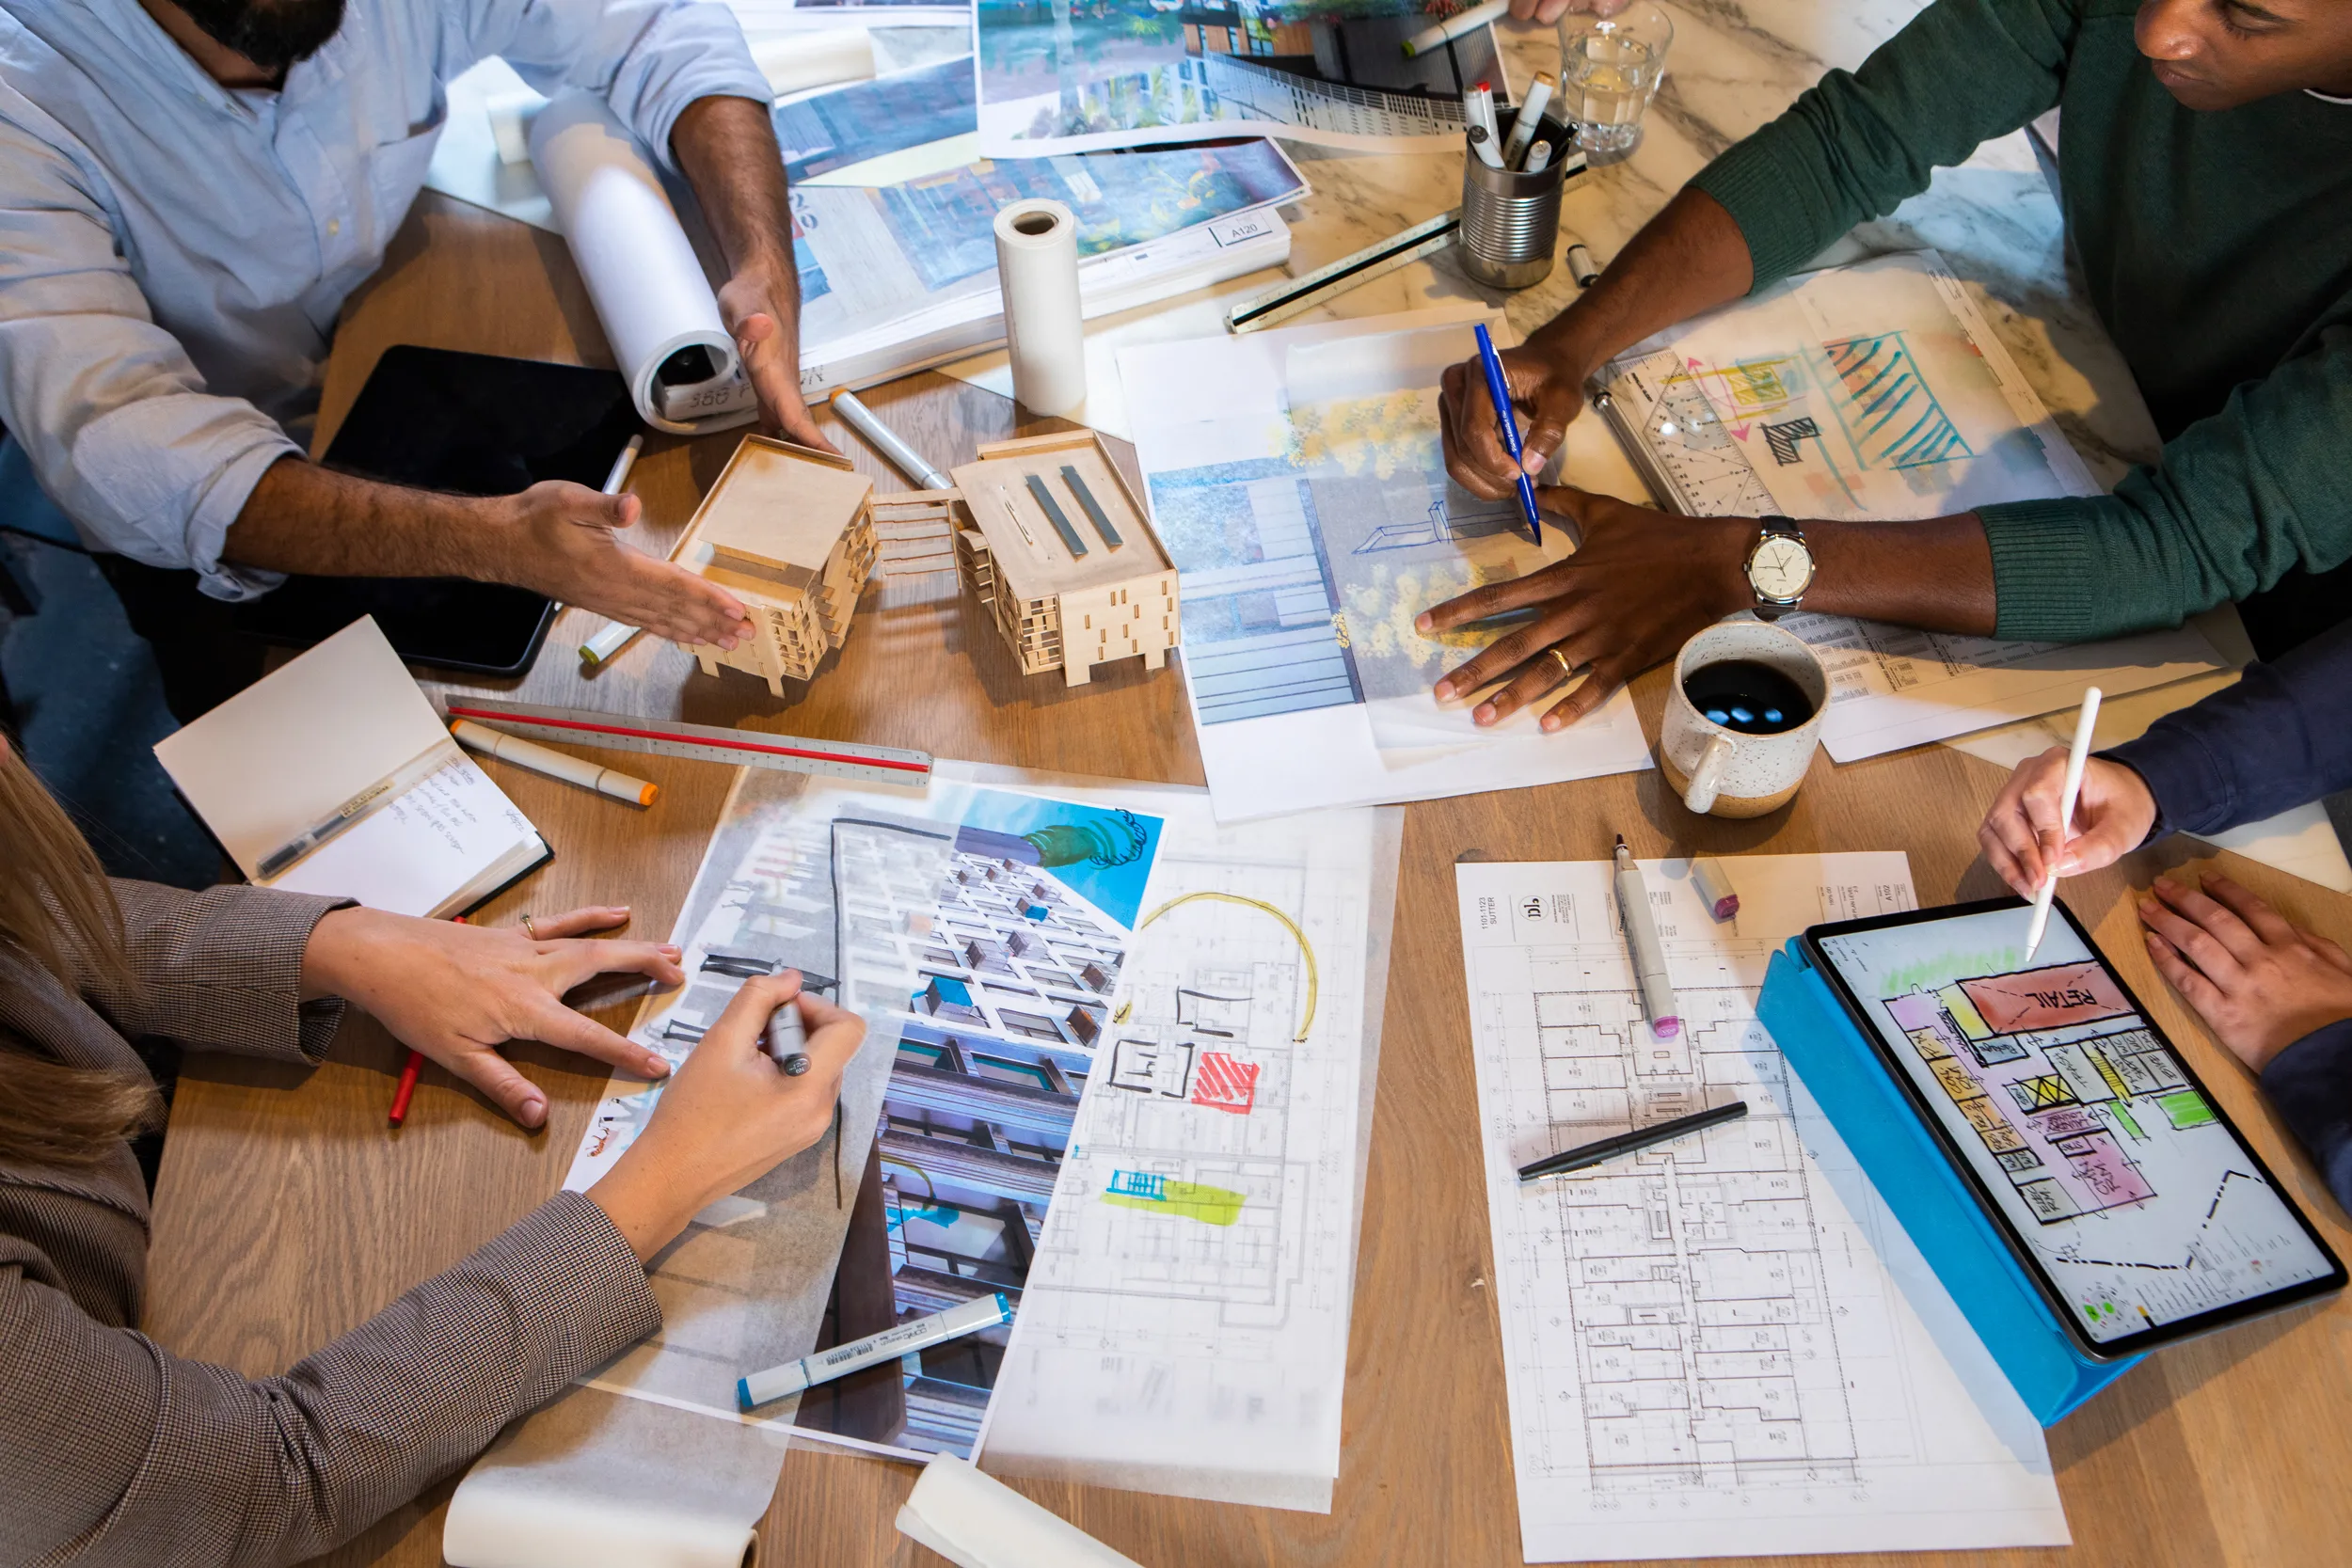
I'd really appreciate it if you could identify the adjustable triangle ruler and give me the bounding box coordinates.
[438,697,931,786]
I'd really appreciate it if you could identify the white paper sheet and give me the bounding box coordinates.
[1591,250,2224,761]
[1121,309,1654,822]
[1454,852,2071,1561]
[978,784,1395,1512]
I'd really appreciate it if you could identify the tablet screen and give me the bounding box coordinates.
[1813,903,2339,1350]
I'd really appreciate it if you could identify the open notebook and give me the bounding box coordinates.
[153,617,548,918]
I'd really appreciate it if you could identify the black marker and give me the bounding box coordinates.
[1518,1101,1750,1182]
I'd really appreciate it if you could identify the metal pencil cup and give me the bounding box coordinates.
[1460,117,1570,290]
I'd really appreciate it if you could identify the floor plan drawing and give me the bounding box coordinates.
[1456,853,2069,1560]
[1821,908,2341,1347]
[982,787,1392,1512]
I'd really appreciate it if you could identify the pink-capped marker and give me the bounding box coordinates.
[1613,835,1680,1039]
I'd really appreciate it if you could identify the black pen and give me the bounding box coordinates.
[1518,1101,1750,1182]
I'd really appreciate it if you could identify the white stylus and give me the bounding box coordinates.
[2024,686,2103,960]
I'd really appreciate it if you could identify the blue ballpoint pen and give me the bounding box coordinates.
[1472,323,1543,544]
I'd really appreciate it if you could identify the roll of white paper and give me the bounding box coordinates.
[528,93,758,436]
[992,199,1086,418]
[752,29,876,98]
[895,1454,1145,1568]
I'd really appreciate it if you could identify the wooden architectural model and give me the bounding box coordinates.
[947,432,1179,687]
[679,436,877,695]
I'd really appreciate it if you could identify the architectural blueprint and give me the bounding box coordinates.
[1123,310,1653,821]
[1455,853,2070,1560]
[1592,250,2221,762]
[980,784,1398,1512]
[1819,906,2339,1343]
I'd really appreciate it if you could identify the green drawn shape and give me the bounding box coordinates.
[1103,1179,1246,1227]
[2158,1090,2217,1131]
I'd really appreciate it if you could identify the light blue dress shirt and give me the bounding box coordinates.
[0,0,768,598]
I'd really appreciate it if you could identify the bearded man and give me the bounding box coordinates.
[0,0,822,715]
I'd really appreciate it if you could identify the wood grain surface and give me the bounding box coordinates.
[142,193,2352,1568]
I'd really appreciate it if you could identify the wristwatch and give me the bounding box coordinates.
[1743,516,1815,621]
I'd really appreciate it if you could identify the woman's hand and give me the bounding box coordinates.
[2139,874,2352,1072]
[1979,752,2158,898]
[1417,490,1752,730]
[588,973,866,1260]
[300,905,681,1129]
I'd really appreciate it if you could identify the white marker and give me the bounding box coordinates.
[2024,686,2103,960]
[1613,835,1679,1039]
[1503,71,1556,168]
[1521,140,1554,175]
[451,720,658,807]
[1401,0,1509,59]
[1465,83,1503,166]
[739,1292,1013,1409]
[832,388,952,491]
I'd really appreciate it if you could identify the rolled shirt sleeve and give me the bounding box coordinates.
[0,103,301,600]
[453,0,772,166]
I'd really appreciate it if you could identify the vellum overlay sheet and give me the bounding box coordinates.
[445,767,1166,1565]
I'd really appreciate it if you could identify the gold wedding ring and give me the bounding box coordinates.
[1549,647,1574,680]
[520,913,539,941]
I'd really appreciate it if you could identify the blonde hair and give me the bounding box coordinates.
[0,744,158,1165]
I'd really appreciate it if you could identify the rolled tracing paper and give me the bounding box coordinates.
[528,93,758,436]
[991,199,1087,418]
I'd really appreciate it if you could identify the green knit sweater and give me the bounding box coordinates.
[1690,0,2352,641]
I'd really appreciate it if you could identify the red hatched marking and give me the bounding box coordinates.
[1190,1052,1260,1115]
[445,705,928,774]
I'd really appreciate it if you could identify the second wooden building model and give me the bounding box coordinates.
[679,436,878,695]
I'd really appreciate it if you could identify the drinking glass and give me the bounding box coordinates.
[1557,1,1674,166]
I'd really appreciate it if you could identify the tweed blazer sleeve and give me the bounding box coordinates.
[1,1188,661,1568]
[80,881,352,1063]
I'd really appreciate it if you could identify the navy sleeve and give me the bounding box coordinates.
[2105,619,2352,840]
[2259,1020,2352,1217]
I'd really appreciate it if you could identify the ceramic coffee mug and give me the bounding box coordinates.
[1659,619,1831,818]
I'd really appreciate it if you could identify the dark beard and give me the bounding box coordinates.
[170,0,348,74]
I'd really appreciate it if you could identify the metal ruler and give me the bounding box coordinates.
[439,697,933,786]
[1589,346,1779,517]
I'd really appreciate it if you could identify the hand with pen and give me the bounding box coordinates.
[587,972,865,1262]
[299,904,683,1130]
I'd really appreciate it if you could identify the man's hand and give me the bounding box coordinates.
[717,255,834,451]
[300,904,683,1128]
[1980,752,2158,897]
[1416,489,1752,730]
[498,481,750,648]
[2139,874,2352,1072]
[670,95,839,451]
[1440,343,1591,499]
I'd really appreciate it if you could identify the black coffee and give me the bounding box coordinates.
[1683,658,1816,736]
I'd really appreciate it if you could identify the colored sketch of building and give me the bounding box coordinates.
[1881,974,2188,1226]
[865,829,1136,1454]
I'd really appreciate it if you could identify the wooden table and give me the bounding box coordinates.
[144,192,2352,1568]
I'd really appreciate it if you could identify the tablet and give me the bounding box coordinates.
[1802,895,2344,1359]
[233,346,640,676]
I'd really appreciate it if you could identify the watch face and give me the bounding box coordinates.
[1749,535,1815,602]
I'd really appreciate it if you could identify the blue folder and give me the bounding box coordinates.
[1757,941,2140,1425]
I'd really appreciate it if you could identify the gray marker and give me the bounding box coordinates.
[1613,835,1680,1039]
[764,1001,809,1074]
